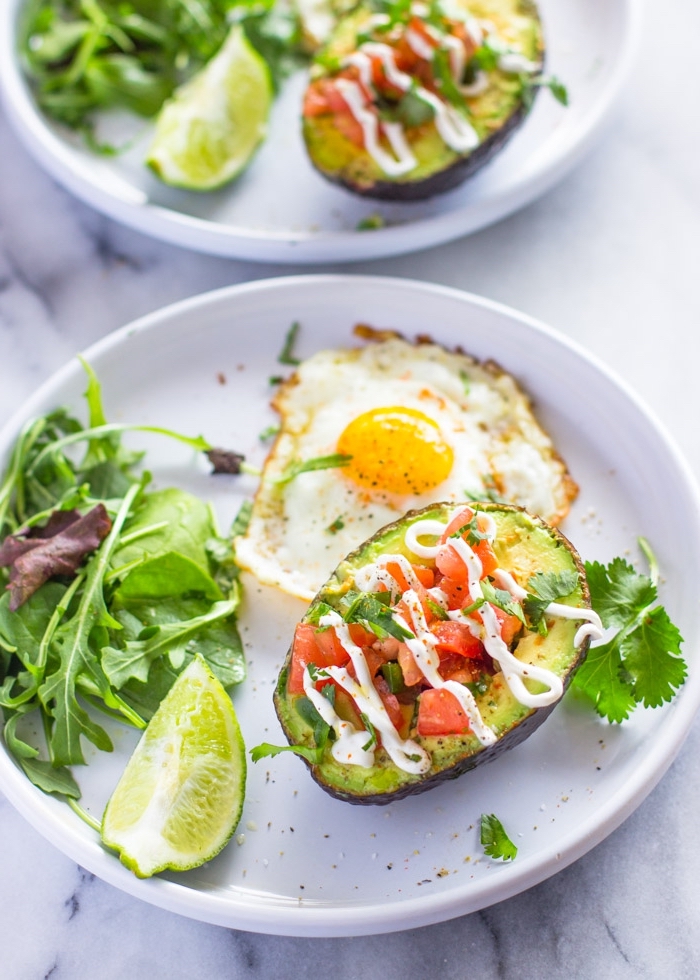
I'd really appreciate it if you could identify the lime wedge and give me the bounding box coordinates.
[101,655,246,878]
[146,25,273,190]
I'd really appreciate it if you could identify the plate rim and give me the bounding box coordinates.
[0,0,642,263]
[1,273,699,937]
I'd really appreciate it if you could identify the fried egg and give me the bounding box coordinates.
[235,334,577,600]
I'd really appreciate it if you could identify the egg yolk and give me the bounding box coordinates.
[337,406,454,495]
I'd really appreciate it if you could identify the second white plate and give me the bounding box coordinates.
[0,0,638,262]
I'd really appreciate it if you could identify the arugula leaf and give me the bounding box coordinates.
[572,545,686,721]
[480,813,518,861]
[102,599,238,688]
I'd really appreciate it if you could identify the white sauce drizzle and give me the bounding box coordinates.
[492,568,604,648]
[302,666,375,767]
[319,612,431,773]
[334,78,417,175]
[394,590,498,745]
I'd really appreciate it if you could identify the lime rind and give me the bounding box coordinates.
[101,655,246,878]
[146,25,273,191]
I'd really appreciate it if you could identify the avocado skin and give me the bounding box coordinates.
[273,502,592,805]
[303,0,544,201]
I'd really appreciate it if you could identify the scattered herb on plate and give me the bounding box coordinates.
[480,812,518,861]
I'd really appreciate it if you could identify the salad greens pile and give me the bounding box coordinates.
[0,361,246,804]
[19,0,307,134]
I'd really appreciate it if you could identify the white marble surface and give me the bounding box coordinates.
[1,2,700,976]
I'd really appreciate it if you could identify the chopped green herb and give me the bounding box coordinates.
[360,714,377,751]
[356,214,386,231]
[273,453,353,486]
[480,813,518,861]
[278,321,301,366]
[480,580,526,628]
[327,516,345,534]
[340,591,414,642]
[523,570,580,635]
[259,424,280,441]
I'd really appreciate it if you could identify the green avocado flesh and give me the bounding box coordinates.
[303,0,544,200]
[273,502,591,805]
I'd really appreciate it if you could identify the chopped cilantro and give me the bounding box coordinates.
[327,516,345,534]
[480,580,526,627]
[340,590,414,642]
[480,813,517,861]
[259,424,280,441]
[278,321,301,366]
[356,214,386,231]
[360,714,377,751]
[523,570,580,635]
[273,453,353,486]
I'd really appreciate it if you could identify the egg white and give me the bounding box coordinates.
[234,337,577,600]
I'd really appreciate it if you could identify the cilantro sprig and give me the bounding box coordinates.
[572,541,686,722]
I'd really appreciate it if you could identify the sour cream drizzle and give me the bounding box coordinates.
[316,612,431,774]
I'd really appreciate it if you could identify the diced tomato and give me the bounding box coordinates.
[314,626,351,668]
[398,642,423,687]
[437,575,471,611]
[348,623,377,648]
[438,658,478,685]
[302,79,365,146]
[385,560,434,592]
[288,622,355,694]
[440,507,475,542]
[374,674,404,732]
[431,620,484,659]
[346,646,385,681]
[493,605,522,646]
[417,687,471,736]
[288,623,318,694]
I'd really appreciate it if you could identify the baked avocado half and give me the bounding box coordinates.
[302,0,545,200]
[273,502,599,804]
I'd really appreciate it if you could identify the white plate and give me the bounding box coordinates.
[1,275,699,937]
[0,0,638,263]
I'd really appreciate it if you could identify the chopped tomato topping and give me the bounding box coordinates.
[493,605,522,645]
[398,642,423,687]
[374,674,404,731]
[431,620,484,659]
[302,79,365,145]
[417,688,472,736]
[436,574,471,611]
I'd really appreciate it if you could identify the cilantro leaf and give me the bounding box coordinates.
[340,591,414,642]
[585,557,657,629]
[480,813,517,861]
[572,637,636,722]
[620,606,686,708]
[480,580,526,627]
[523,570,580,634]
[572,544,686,722]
